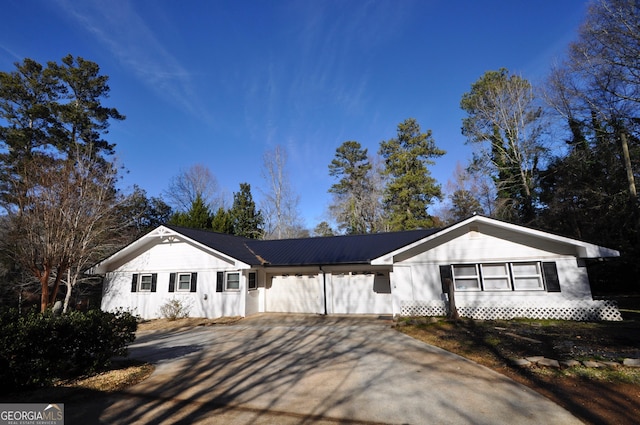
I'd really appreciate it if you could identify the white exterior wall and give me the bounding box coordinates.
[101,240,246,319]
[391,229,601,318]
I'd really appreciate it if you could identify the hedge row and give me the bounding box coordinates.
[0,308,138,392]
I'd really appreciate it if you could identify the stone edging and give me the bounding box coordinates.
[511,357,640,368]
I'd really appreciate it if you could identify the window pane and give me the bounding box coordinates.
[482,264,508,276]
[483,278,510,290]
[178,274,191,290]
[140,275,152,290]
[227,273,240,290]
[512,262,540,276]
[514,277,543,290]
[453,265,477,277]
[454,278,480,290]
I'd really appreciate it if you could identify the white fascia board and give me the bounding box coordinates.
[370,215,620,266]
[473,216,621,258]
[90,225,250,274]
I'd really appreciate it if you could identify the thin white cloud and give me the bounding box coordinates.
[0,43,23,63]
[54,0,211,123]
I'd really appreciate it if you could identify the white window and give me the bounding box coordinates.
[178,273,192,291]
[139,274,153,291]
[452,262,546,292]
[452,265,481,291]
[480,263,511,290]
[511,262,544,290]
[226,272,240,291]
[248,272,257,290]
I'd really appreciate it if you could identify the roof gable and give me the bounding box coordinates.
[371,215,620,265]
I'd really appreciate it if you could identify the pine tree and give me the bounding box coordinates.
[230,183,263,239]
[379,118,445,230]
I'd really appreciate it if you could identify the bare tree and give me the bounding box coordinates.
[439,163,487,224]
[7,147,127,312]
[164,164,222,212]
[261,145,305,239]
[545,0,640,199]
[461,69,547,223]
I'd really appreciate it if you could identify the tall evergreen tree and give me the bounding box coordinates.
[328,141,383,234]
[169,194,211,229]
[379,118,445,230]
[210,207,233,234]
[0,55,124,210]
[230,183,263,239]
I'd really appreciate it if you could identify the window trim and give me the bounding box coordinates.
[225,272,241,291]
[452,264,481,291]
[177,272,193,292]
[247,272,257,291]
[452,261,546,292]
[511,262,545,291]
[480,263,512,291]
[139,273,153,292]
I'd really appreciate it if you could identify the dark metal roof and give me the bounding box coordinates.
[165,225,261,265]
[166,225,440,267]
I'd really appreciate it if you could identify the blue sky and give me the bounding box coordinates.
[1,0,588,229]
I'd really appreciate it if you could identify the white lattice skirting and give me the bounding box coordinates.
[400,300,623,321]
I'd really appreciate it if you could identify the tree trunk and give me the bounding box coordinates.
[38,268,51,313]
[620,132,637,198]
[62,269,73,314]
[446,278,460,320]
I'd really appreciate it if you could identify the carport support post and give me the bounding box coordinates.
[446,278,459,320]
[321,267,328,315]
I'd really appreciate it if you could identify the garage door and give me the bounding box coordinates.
[331,272,392,314]
[266,274,323,313]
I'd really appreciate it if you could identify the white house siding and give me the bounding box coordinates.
[100,240,245,319]
[391,230,621,320]
[266,273,323,313]
[330,271,393,315]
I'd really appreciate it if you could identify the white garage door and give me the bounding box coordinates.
[267,274,323,313]
[332,272,392,314]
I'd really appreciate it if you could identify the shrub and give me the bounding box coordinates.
[0,308,138,392]
[159,298,191,321]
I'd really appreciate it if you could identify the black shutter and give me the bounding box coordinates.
[131,274,138,292]
[151,273,158,292]
[190,272,198,292]
[542,262,561,292]
[216,272,224,292]
[439,265,453,294]
[169,273,176,292]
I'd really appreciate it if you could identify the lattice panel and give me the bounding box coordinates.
[400,300,622,321]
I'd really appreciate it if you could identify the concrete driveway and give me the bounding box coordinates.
[87,314,581,424]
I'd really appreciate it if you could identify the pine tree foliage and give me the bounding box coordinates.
[0,55,125,312]
[379,118,445,230]
[230,183,263,239]
[328,141,383,234]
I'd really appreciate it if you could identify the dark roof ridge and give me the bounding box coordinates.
[256,227,442,243]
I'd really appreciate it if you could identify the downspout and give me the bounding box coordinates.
[320,266,327,315]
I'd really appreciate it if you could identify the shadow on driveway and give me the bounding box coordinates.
[77,314,583,424]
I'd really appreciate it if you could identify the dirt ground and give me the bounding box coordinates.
[399,317,640,425]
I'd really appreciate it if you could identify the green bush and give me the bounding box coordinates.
[0,308,138,392]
